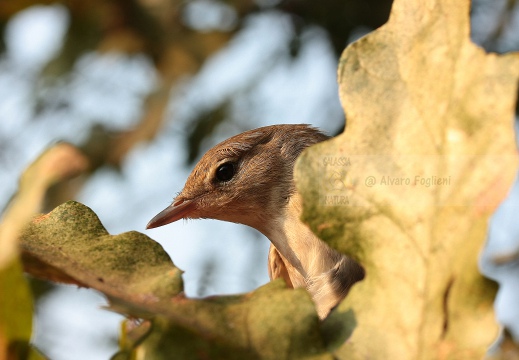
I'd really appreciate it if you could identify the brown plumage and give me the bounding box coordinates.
[147,124,364,319]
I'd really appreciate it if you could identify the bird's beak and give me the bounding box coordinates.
[146,198,197,229]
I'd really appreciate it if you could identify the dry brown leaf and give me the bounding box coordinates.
[0,143,79,360]
[1,142,88,245]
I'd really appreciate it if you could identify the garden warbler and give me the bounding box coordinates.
[147,124,364,319]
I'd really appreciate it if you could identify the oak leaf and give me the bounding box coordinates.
[295,0,519,359]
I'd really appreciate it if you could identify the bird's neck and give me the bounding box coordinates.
[262,192,339,286]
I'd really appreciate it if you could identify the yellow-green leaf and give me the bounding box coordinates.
[20,201,184,310]
[19,201,340,359]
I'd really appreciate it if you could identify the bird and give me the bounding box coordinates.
[147,124,364,319]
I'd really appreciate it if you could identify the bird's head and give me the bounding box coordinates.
[146,124,328,233]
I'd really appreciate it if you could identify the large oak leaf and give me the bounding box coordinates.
[296,0,519,358]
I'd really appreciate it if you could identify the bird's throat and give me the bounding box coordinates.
[263,193,340,288]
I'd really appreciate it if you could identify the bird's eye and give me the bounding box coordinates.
[215,162,235,182]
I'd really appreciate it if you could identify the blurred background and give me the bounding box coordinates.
[0,0,517,358]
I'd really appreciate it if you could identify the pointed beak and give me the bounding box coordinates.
[146,198,197,229]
